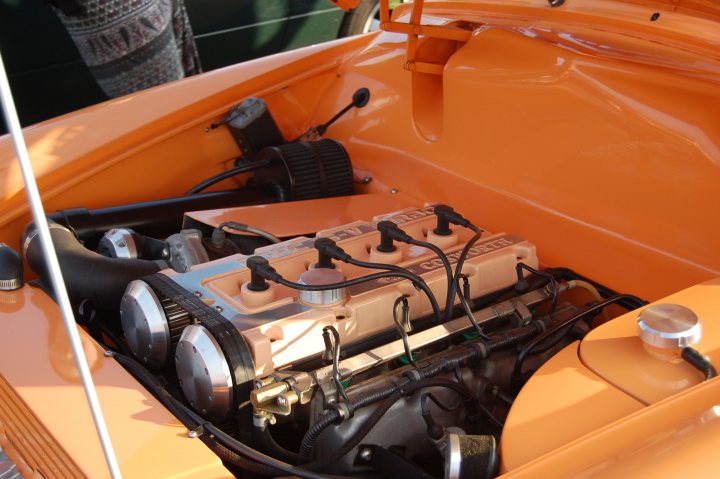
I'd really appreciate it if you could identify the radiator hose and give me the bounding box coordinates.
[23,221,165,312]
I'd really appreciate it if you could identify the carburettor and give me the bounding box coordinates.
[119,206,538,419]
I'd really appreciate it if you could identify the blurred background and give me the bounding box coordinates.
[0,0,394,133]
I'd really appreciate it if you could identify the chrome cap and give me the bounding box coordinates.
[297,268,348,306]
[97,228,138,259]
[120,280,170,369]
[175,325,233,420]
[637,303,701,352]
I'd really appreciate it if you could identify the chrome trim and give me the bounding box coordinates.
[120,281,171,369]
[445,434,462,479]
[22,221,70,262]
[637,303,701,351]
[98,228,138,259]
[0,279,22,291]
[176,325,234,420]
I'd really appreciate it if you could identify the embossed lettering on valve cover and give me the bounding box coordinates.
[349,235,524,295]
[170,207,435,322]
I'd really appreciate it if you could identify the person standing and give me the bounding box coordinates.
[48,0,201,98]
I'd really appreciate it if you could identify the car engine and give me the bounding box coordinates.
[20,107,648,477]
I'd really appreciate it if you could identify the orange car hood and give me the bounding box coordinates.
[329,0,720,22]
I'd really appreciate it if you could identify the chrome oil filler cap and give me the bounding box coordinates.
[120,280,171,369]
[637,303,701,360]
[297,267,348,306]
[175,324,233,420]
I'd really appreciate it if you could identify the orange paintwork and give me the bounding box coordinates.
[501,342,645,472]
[581,277,720,404]
[0,0,718,476]
[0,287,229,478]
[0,372,84,477]
[503,377,720,478]
[185,192,417,238]
[502,276,720,472]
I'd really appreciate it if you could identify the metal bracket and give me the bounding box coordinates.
[380,0,473,75]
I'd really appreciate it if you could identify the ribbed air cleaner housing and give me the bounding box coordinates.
[254,139,354,201]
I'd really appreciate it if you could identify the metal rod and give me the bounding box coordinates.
[0,52,122,478]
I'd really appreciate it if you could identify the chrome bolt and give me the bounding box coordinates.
[276,396,288,407]
[103,350,114,357]
[188,430,198,438]
[359,448,373,462]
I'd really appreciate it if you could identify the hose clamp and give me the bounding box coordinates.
[22,221,70,261]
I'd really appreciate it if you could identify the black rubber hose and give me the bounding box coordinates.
[113,353,336,478]
[682,347,718,381]
[49,187,276,245]
[186,159,272,195]
[304,377,472,470]
[23,223,162,311]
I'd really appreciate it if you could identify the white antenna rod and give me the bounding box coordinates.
[0,52,122,478]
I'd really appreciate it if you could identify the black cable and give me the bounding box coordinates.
[276,272,442,324]
[323,325,349,402]
[447,225,483,321]
[185,159,270,195]
[476,402,505,428]
[421,391,463,413]
[513,295,637,381]
[298,320,546,459]
[458,275,490,340]
[420,392,462,440]
[180,402,340,479]
[392,296,417,367]
[304,377,472,470]
[254,425,301,465]
[682,347,717,381]
[483,383,514,407]
[545,267,648,310]
[516,262,558,315]
[344,256,442,324]
[407,238,454,320]
[112,353,337,479]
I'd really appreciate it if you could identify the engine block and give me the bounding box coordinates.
[120,206,538,418]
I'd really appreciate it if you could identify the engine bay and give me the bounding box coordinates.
[22,181,656,478]
[16,81,720,477]
[4,7,720,473]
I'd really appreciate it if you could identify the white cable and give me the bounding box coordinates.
[0,52,122,478]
